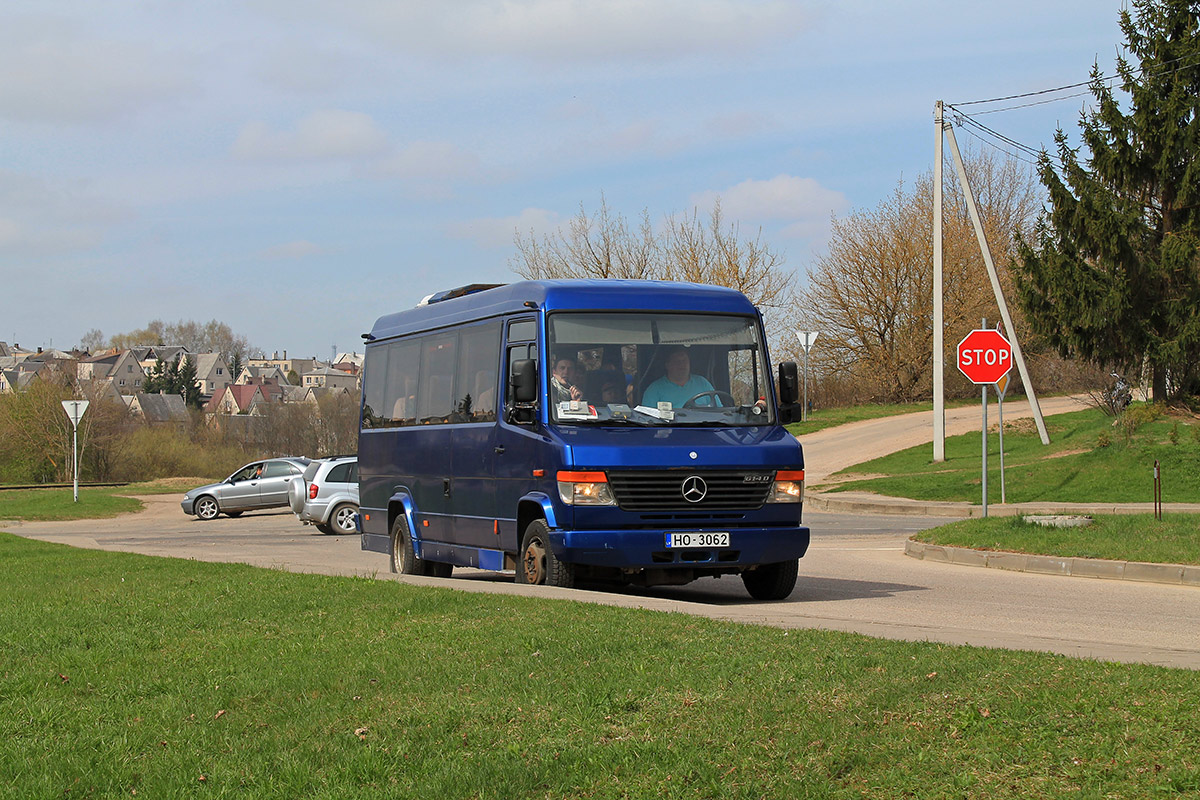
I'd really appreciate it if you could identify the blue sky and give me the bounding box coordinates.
[2,0,1126,359]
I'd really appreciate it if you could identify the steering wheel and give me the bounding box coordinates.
[682,390,736,409]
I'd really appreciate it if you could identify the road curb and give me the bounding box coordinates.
[807,490,1200,518]
[905,539,1200,587]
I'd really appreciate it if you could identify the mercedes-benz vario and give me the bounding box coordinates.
[357,280,809,600]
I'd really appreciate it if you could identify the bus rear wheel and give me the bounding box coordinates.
[741,559,799,601]
[517,519,574,588]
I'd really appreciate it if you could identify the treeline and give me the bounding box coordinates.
[0,370,359,485]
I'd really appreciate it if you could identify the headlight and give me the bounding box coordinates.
[767,470,804,503]
[556,471,616,506]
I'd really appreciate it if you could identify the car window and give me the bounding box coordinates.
[326,463,352,483]
[262,461,298,478]
[303,462,321,481]
[232,463,262,482]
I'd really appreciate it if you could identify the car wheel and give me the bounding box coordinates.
[225,511,243,518]
[741,559,799,601]
[516,519,574,587]
[195,495,220,521]
[330,503,358,534]
[287,479,307,514]
[315,522,333,534]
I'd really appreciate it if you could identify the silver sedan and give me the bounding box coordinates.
[181,457,311,520]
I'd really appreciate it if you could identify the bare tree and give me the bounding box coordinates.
[511,195,795,343]
[793,150,1042,403]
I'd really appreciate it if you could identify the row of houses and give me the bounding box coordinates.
[0,341,364,418]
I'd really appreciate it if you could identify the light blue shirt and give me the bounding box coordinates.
[641,374,717,408]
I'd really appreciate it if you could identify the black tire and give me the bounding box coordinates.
[516,519,574,588]
[195,495,220,521]
[389,515,426,575]
[315,522,334,534]
[329,503,358,534]
[225,511,243,518]
[741,559,799,601]
[427,561,453,579]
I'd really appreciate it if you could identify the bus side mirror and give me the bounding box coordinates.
[511,359,538,403]
[778,362,799,405]
[777,362,801,424]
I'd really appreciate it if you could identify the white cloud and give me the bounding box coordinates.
[260,240,328,260]
[232,110,390,160]
[273,0,809,64]
[690,175,848,240]
[447,208,561,249]
[0,17,190,123]
[377,141,483,181]
[0,169,127,255]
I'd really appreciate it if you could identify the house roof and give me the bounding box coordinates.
[133,392,188,423]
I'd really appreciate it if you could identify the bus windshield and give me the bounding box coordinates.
[547,312,775,426]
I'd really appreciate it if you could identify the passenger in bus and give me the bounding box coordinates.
[472,370,496,420]
[552,356,583,402]
[640,346,717,407]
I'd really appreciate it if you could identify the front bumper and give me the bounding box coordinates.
[550,525,810,569]
[180,498,195,515]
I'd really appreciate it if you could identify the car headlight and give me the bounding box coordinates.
[556,471,616,506]
[767,470,804,503]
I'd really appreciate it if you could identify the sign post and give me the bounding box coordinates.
[61,400,90,502]
[795,331,820,422]
[994,371,1009,505]
[957,326,1012,516]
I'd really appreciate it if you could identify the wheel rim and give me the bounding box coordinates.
[197,498,217,519]
[336,506,356,532]
[522,536,547,584]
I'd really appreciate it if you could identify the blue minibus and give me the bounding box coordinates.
[357,280,810,600]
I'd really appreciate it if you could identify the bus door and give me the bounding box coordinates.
[449,323,502,549]
[492,319,541,553]
[411,333,457,544]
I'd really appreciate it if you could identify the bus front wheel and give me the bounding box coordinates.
[390,515,426,575]
[517,519,575,588]
[741,559,799,601]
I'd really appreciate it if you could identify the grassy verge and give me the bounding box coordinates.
[828,407,1200,504]
[914,514,1200,565]
[1,534,1197,799]
[0,479,199,522]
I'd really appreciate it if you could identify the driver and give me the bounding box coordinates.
[640,346,718,408]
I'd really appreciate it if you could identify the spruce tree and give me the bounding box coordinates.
[1015,0,1200,398]
[176,356,203,408]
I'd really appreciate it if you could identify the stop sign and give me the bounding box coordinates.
[957,329,1012,384]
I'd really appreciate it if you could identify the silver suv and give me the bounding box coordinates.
[288,456,359,534]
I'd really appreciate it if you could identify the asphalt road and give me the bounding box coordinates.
[8,495,1199,670]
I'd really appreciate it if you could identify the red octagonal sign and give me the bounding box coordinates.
[957,329,1012,384]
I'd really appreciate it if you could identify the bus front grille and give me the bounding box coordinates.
[607,470,773,512]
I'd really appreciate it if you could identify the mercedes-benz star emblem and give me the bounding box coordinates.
[681,475,708,503]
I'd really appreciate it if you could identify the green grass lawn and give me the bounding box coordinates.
[0,487,143,521]
[915,514,1200,565]
[0,479,201,522]
[827,406,1200,504]
[1,533,1197,799]
[784,397,1002,437]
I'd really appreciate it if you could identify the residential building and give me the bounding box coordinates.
[301,366,358,392]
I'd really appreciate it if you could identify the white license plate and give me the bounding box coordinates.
[665,532,730,549]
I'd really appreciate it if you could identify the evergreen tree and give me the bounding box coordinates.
[228,352,244,385]
[143,358,167,394]
[1015,0,1200,398]
[176,356,203,408]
